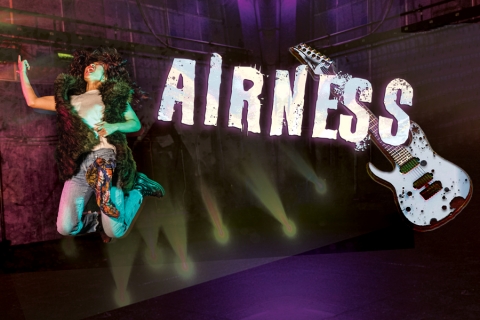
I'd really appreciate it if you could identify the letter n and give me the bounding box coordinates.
[270,65,307,136]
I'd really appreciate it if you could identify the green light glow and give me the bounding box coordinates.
[280,144,327,195]
[174,256,195,279]
[213,224,230,244]
[143,246,163,269]
[242,160,296,238]
[60,236,78,258]
[107,233,140,309]
[314,180,327,195]
[282,219,297,238]
[200,182,230,245]
[113,287,132,307]
[57,52,74,59]
[162,210,189,266]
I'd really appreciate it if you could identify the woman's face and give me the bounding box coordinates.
[84,62,107,82]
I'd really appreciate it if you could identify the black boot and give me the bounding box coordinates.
[133,172,165,198]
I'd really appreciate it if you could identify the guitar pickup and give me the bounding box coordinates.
[413,173,433,189]
[420,181,442,200]
[399,157,420,174]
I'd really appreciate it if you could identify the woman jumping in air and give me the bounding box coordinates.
[18,47,164,242]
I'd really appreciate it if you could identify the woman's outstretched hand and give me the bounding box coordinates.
[17,55,30,74]
[17,55,56,111]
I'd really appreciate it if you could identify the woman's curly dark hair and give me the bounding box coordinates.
[68,47,148,109]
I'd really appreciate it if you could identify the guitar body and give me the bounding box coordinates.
[289,43,472,230]
[367,122,472,231]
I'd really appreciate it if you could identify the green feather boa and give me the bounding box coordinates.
[54,74,137,192]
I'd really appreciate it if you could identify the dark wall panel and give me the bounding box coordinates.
[1,0,479,248]
[0,81,61,245]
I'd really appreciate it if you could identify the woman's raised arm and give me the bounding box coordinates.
[17,55,56,112]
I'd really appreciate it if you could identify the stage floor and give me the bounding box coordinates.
[1,199,479,320]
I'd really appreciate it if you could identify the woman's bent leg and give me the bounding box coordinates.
[57,149,116,236]
[101,187,143,238]
[82,148,143,239]
[86,157,119,218]
[57,174,96,236]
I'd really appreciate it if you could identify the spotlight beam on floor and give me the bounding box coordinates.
[107,232,141,307]
[135,199,164,269]
[280,144,327,194]
[200,181,229,244]
[242,162,296,238]
[159,205,194,278]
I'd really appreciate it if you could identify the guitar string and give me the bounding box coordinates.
[370,117,427,181]
[320,63,429,184]
[313,49,450,223]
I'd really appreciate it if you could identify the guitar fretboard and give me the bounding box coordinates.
[323,67,414,167]
[364,106,413,166]
[307,52,415,168]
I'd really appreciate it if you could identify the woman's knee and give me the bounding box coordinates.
[56,210,80,236]
[103,228,125,239]
[57,221,76,236]
[101,219,126,239]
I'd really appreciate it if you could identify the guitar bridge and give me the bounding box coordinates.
[420,181,442,200]
[413,173,433,189]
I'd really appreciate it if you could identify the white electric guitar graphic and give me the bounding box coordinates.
[290,43,472,231]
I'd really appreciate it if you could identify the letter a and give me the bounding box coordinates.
[158,58,196,125]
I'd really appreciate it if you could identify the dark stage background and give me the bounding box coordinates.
[1,0,480,319]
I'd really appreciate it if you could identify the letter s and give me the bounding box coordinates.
[338,77,371,143]
[379,78,413,146]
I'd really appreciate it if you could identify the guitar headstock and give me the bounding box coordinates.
[289,43,336,79]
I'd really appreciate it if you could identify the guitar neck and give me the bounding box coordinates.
[325,67,414,167]
[293,44,415,168]
[364,106,413,166]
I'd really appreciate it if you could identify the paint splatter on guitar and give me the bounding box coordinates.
[290,43,472,231]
